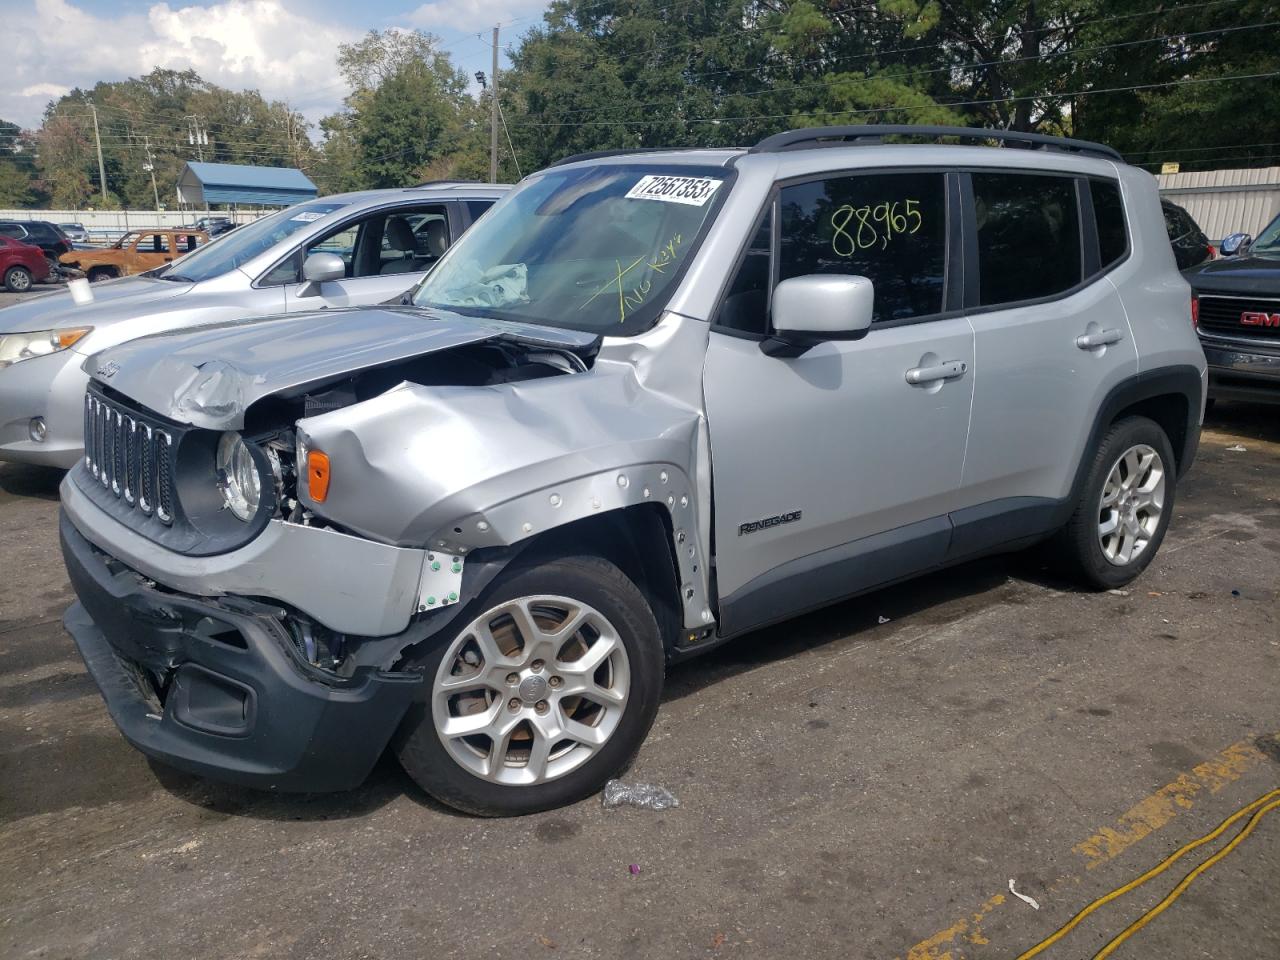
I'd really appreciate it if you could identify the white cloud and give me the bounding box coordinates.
[1,0,360,131]
[19,83,71,99]
[406,0,546,34]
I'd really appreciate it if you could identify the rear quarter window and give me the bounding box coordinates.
[1091,180,1128,268]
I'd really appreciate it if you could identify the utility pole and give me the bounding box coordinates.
[143,136,160,210]
[185,116,208,162]
[87,102,108,204]
[490,24,500,184]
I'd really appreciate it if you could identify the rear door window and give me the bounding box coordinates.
[777,171,949,324]
[972,173,1082,307]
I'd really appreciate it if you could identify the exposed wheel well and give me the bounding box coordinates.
[1110,392,1191,472]
[87,266,118,280]
[515,505,684,655]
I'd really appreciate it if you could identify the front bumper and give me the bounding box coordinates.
[61,472,428,637]
[1201,338,1280,403]
[60,513,421,792]
[0,348,88,467]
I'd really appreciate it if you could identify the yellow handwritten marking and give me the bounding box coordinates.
[1073,737,1273,869]
[579,233,686,322]
[897,733,1280,960]
[903,894,1005,960]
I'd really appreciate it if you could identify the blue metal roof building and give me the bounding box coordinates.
[176,162,318,207]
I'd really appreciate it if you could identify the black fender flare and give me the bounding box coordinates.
[1060,364,1203,524]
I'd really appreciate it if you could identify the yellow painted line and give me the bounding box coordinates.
[903,894,1005,960]
[1072,736,1276,869]
[897,733,1280,960]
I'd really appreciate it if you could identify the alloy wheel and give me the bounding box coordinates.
[1097,443,1166,566]
[432,596,631,786]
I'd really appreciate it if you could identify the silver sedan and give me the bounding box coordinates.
[0,183,507,467]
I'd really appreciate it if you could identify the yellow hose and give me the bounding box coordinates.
[1092,795,1280,959]
[1015,787,1280,960]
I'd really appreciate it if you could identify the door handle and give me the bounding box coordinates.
[905,360,968,385]
[1075,328,1122,349]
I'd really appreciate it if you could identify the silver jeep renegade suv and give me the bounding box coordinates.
[59,126,1206,815]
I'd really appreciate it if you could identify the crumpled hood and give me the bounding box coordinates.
[84,305,600,430]
[0,275,193,336]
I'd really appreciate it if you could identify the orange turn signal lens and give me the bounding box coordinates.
[307,451,331,502]
[55,327,92,350]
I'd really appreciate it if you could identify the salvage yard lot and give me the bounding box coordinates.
[0,404,1277,959]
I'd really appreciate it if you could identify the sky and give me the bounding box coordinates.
[0,0,553,134]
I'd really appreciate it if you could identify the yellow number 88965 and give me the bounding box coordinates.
[830,199,922,257]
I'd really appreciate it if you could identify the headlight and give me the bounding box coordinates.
[216,432,261,522]
[0,328,92,369]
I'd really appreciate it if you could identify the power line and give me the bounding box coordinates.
[508,69,1280,128]
[515,0,1251,92]
[532,17,1277,120]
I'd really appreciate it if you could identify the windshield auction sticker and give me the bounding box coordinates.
[625,175,722,206]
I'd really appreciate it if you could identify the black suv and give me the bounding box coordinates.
[0,220,73,264]
[1185,210,1280,403]
[1162,199,1215,271]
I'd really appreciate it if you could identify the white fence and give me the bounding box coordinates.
[0,209,267,244]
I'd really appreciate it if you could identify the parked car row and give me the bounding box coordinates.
[2,125,1217,818]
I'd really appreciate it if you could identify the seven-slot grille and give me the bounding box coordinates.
[83,392,175,523]
[1197,294,1280,341]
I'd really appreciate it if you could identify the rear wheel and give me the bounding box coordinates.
[3,266,32,293]
[395,555,665,816]
[1051,416,1176,589]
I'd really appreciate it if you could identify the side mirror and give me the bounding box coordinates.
[1220,232,1252,257]
[297,251,346,296]
[763,275,874,357]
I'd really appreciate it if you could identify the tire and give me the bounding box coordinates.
[4,266,32,293]
[1051,415,1177,589]
[395,555,665,816]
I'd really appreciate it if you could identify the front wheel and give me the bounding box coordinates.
[395,555,665,816]
[1051,416,1177,589]
[3,266,32,293]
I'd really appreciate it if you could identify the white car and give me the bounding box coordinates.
[0,183,506,467]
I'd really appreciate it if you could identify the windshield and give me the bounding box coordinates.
[1251,213,1280,255]
[412,165,730,335]
[116,232,139,249]
[153,201,349,282]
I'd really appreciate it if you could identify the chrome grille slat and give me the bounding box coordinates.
[82,391,174,525]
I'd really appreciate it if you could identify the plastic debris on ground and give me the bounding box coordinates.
[878,615,891,624]
[601,779,680,811]
[1226,444,1247,452]
[1008,878,1040,910]
[628,863,641,876]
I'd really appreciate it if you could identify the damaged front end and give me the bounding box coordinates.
[60,306,611,790]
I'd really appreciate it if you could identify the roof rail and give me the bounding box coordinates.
[750,125,1122,162]
[550,147,681,167]
[411,179,488,188]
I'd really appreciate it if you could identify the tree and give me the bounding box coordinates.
[319,29,474,189]
[356,57,471,186]
[0,161,37,206]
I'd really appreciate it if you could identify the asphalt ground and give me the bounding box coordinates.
[0,308,1276,957]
